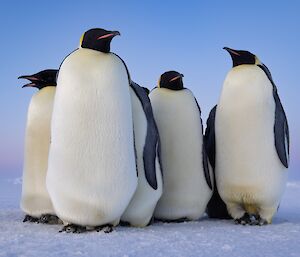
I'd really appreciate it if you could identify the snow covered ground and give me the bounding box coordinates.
[0,172,299,257]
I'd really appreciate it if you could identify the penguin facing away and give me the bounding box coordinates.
[209,47,289,225]
[150,71,213,221]
[18,69,61,224]
[46,28,137,233]
[205,105,232,219]
[121,81,163,227]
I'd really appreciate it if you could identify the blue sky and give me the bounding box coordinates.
[0,0,299,179]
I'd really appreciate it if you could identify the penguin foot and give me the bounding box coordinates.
[95,224,113,233]
[59,224,86,233]
[234,213,251,225]
[23,215,39,223]
[39,214,62,225]
[234,213,268,226]
[258,218,268,226]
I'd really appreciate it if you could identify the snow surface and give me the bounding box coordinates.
[0,173,300,257]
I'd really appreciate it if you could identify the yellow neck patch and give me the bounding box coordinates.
[79,33,85,47]
[255,56,261,65]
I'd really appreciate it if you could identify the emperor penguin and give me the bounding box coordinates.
[121,81,163,227]
[204,106,232,219]
[18,69,60,224]
[46,28,137,233]
[150,71,213,221]
[207,47,289,225]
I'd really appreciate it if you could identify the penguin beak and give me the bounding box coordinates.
[18,75,39,81]
[223,47,241,56]
[18,75,39,88]
[97,31,121,40]
[21,83,37,88]
[169,74,184,82]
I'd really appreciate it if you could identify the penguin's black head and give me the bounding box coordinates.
[224,47,257,67]
[159,71,184,90]
[80,28,120,53]
[18,69,58,90]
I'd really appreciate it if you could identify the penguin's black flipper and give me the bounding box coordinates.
[258,64,290,168]
[273,88,289,168]
[130,81,160,190]
[194,98,212,190]
[204,105,217,170]
[204,105,232,219]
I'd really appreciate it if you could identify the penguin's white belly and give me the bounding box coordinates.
[21,87,55,217]
[121,89,163,227]
[150,88,211,220]
[47,49,137,227]
[216,67,287,209]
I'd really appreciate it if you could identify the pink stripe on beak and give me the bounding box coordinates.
[228,49,241,56]
[169,75,182,82]
[97,33,115,40]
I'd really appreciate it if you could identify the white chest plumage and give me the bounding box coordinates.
[46,48,137,227]
[150,88,212,220]
[21,87,56,217]
[215,65,287,222]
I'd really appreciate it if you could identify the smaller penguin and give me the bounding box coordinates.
[150,71,213,221]
[121,81,163,227]
[19,69,60,224]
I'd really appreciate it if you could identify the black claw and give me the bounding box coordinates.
[234,213,251,225]
[23,215,39,223]
[234,213,268,226]
[249,219,259,226]
[39,214,62,224]
[258,219,268,226]
[95,224,113,233]
[59,224,86,233]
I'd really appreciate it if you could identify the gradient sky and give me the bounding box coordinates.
[0,0,299,179]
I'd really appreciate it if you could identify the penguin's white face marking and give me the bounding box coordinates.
[159,71,184,90]
[80,28,120,53]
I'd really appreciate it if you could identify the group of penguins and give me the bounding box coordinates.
[18,28,290,233]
